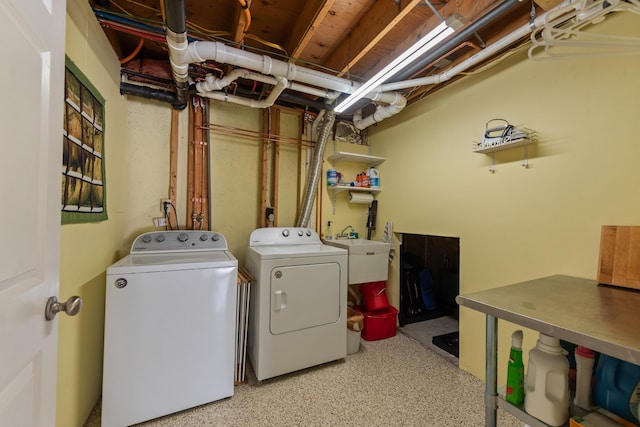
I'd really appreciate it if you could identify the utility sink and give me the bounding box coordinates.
[325,239,390,284]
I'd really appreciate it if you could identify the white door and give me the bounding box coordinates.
[0,0,66,425]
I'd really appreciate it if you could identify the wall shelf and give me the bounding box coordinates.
[327,151,385,213]
[328,152,385,167]
[472,126,538,172]
[328,185,382,195]
[472,136,536,154]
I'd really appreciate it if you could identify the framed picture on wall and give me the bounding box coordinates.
[62,56,107,224]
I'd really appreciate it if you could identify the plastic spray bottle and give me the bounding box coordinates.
[506,329,525,405]
[324,221,333,240]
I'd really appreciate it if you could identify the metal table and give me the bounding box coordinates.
[456,274,640,427]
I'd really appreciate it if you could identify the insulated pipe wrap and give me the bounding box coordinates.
[166,28,189,79]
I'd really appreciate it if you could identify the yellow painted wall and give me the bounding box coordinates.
[368,12,640,382]
[209,101,262,264]
[121,99,188,248]
[208,103,312,264]
[60,2,127,426]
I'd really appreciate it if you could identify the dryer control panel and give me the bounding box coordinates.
[249,227,320,246]
[131,230,228,253]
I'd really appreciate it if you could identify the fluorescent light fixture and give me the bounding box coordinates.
[334,21,454,113]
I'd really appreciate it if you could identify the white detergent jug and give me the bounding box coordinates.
[524,333,570,426]
[368,166,379,188]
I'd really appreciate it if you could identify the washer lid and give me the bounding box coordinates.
[107,251,237,274]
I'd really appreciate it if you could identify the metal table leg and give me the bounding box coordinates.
[485,314,498,427]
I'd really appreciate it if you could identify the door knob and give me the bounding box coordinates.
[45,296,82,321]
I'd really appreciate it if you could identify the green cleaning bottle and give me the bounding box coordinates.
[506,330,525,405]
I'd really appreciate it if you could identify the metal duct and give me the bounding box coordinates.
[296,110,335,228]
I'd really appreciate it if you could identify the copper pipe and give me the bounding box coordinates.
[203,123,315,147]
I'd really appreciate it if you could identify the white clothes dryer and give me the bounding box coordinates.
[102,231,237,427]
[246,227,348,381]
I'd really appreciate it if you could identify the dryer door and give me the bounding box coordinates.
[270,262,341,334]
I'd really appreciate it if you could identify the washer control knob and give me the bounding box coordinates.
[306,230,312,236]
[177,232,189,242]
[155,234,165,242]
[298,230,304,236]
[200,234,209,241]
[211,233,220,241]
[282,229,290,237]
[141,235,152,243]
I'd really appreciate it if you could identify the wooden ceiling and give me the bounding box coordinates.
[90,0,558,109]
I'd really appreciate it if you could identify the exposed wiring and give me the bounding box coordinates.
[98,19,167,42]
[118,0,162,16]
[163,201,180,230]
[120,37,144,64]
[93,9,167,34]
[237,0,252,36]
[93,6,291,60]
[159,0,166,22]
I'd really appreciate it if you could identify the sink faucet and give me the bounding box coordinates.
[338,225,354,239]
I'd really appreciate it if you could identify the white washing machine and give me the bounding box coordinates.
[246,227,348,381]
[102,231,237,427]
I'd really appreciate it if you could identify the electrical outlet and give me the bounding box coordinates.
[153,217,166,227]
[160,199,171,212]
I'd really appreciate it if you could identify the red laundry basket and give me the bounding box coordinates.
[360,306,398,341]
[359,281,389,312]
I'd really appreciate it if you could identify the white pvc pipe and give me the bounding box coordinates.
[164,18,410,126]
[165,0,581,129]
[182,41,358,94]
[196,68,342,100]
[199,76,288,108]
[352,92,407,130]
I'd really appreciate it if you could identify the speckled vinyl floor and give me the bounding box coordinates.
[85,332,523,427]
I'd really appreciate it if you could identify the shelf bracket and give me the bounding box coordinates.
[488,145,531,172]
[332,192,337,214]
[522,145,529,168]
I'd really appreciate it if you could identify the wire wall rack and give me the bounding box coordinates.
[473,119,538,172]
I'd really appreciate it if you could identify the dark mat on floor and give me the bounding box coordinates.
[432,331,459,358]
